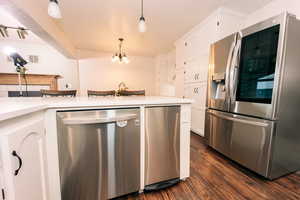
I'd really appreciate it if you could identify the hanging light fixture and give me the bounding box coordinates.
[112,38,130,64]
[48,0,62,19]
[138,0,146,33]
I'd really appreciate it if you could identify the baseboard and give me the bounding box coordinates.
[191,128,204,136]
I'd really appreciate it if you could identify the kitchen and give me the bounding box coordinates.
[0,0,300,200]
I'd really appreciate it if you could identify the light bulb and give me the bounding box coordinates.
[123,56,130,64]
[112,55,118,62]
[48,0,62,19]
[3,46,16,56]
[138,17,146,33]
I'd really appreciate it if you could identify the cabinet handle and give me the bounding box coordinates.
[12,151,22,176]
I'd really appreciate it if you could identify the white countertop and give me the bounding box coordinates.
[0,96,193,122]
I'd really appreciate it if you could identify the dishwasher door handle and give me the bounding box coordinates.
[62,114,137,125]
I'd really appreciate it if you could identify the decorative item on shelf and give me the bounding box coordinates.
[112,38,130,64]
[3,47,29,97]
[48,0,62,19]
[138,0,147,33]
[0,25,29,39]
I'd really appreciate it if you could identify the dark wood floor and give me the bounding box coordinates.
[122,133,300,200]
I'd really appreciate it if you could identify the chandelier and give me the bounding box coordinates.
[112,38,130,64]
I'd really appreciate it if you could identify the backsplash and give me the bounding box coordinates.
[0,85,49,97]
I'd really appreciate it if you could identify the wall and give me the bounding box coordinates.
[0,40,79,90]
[78,54,156,96]
[155,50,176,96]
[243,0,300,27]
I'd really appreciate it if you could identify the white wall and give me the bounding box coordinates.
[244,0,300,27]
[155,50,176,96]
[0,40,79,90]
[78,54,156,96]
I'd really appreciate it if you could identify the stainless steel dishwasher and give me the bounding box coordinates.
[56,108,140,200]
[144,106,180,191]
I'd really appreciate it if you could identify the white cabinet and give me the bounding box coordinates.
[191,107,206,136]
[175,7,245,136]
[184,83,207,108]
[0,116,48,200]
[175,68,185,98]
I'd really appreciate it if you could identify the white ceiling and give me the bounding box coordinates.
[3,0,274,57]
[0,8,45,44]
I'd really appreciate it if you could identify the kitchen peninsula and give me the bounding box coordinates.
[0,96,192,200]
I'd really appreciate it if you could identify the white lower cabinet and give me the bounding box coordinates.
[184,82,207,136]
[184,82,207,107]
[191,107,205,136]
[0,116,48,200]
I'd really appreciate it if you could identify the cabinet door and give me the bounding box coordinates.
[187,82,207,108]
[175,41,186,69]
[1,120,48,200]
[191,107,205,136]
[175,69,185,98]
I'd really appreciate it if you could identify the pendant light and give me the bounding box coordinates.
[112,38,130,64]
[48,0,62,19]
[138,0,146,33]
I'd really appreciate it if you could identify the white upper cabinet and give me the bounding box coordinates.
[175,8,245,69]
[174,7,245,136]
[0,117,48,200]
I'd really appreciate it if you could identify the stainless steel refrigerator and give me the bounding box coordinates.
[205,12,300,179]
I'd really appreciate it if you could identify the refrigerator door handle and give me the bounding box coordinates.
[208,111,269,127]
[229,39,242,102]
[225,40,237,105]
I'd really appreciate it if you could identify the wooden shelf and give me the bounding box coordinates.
[0,73,62,90]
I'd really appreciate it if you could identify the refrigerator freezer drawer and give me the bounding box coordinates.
[205,109,275,177]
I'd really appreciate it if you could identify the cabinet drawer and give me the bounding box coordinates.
[184,67,208,84]
[184,83,207,108]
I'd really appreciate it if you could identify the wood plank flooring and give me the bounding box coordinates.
[122,133,300,200]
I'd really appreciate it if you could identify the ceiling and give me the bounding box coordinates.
[0,8,45,44]
[12,0,274,57]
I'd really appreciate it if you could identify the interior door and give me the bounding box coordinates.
[230,14,286,119]
[0,120,48,200]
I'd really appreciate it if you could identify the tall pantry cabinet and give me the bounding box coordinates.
[174,8,245,136]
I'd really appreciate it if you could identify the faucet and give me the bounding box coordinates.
[118,82,128,92]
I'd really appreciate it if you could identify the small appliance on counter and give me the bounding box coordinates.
[205,12,300,179]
